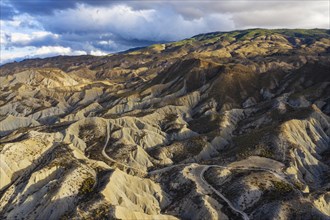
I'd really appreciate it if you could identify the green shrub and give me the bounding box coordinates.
[272,180,293,193]
[92,205,110,220]
[79,177,95,195]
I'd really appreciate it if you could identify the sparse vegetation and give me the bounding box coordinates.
[149,136,206,163]
[59,212,72,220]
[79,177,95,195]
[84,205,111,220]
[293,180,305,191]
[271,181,293,195]
[188,113,222,135]
[231,125,278,159]
[270,105,313,122]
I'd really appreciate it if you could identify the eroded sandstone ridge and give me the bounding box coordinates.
[0,29,330,219]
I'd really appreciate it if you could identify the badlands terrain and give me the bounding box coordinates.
[0,29,330,220]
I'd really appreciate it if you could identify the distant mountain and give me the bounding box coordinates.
[0,29,330,220]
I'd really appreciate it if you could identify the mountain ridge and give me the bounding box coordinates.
[2,28,329,68]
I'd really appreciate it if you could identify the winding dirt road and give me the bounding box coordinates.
[102,121,147,174]
[150,162,301,220]
[102,121,299,219]
[199,166,249,220]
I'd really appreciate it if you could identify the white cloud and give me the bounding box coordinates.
[36,46,71,55]
[0,32,8,45]
[90,50,107,56]
[1,14,60,48]
[9,31,59,45]
[0,47,35,63]
[170,1,329,29]
[0,46,87,64]
[231,1,330,29]
[10,33,30,43]
[98,40,115,46]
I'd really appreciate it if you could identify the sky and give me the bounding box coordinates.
[1,0,329,64]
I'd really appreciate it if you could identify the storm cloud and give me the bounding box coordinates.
[1,0,329,64]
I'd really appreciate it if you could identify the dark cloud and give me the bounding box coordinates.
[9,0,77,15]
[40,4,234,42]
[8,0,117,15]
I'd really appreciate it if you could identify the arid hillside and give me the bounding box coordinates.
[0,29,330,220]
